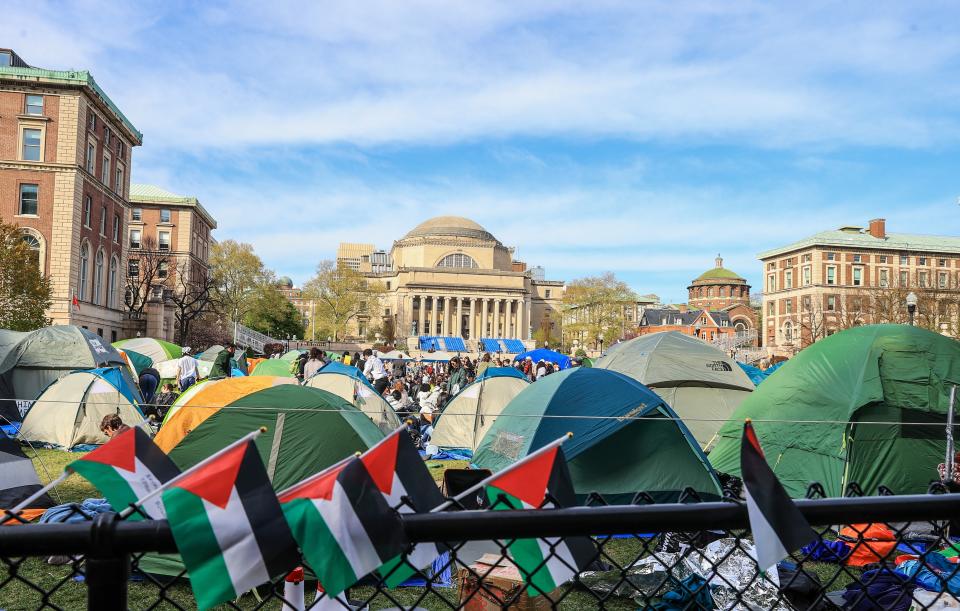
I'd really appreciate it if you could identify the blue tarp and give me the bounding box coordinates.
[513,348,572,369]
[479,338,501,352]
[475,366,526,382]
[736,361,785,386]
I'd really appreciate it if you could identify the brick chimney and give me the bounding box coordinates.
[868,218,886,239]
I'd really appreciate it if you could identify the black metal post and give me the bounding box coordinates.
[86,512,128,611]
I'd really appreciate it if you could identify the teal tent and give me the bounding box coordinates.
[474,368,721,504]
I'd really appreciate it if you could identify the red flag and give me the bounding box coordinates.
[72,294,80,311]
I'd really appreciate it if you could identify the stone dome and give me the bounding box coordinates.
[404,216,497,242]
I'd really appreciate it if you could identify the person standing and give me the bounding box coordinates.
[303,348,324,380]
[446,357,467,398]
[210,344,236,379]
[174,347,199,392]
[362,348,389,396]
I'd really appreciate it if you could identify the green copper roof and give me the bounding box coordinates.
[695,267,744,281]
[0,65,142,143]
[129,184,196,204]
[759,229,960,259]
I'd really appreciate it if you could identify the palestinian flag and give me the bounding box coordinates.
[279,457,406,597]
[69,427,179,520]
[741,420,816,572]
[360,429,446,587]
[485,446,596,596]
[162,441,299,611]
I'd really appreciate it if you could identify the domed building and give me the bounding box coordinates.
[688,255,751,310]
[335,216,564,347]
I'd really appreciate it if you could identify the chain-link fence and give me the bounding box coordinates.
[3,483,960,610]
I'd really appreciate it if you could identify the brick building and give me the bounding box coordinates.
[0,49,142,341]
[688,255,751,310]
[759,218,960,353]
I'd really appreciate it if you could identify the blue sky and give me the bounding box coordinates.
[5,1,960,303]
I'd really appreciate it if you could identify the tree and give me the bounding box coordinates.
[169,258,218,346]
[243,283,305,339]
[301,261,384,341]
[124,236,170,318]
[0,219,51,330]
[863,282,959,335]
[561,272,637,349]
[209,240,268,322]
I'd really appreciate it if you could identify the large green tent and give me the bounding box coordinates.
[595,331,754,448]
[250,359,296,377]
[710,325,960,498]
[112,337,181,364]
[474,368,721,504]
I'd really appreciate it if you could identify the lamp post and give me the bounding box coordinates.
[597,334,604,355]
[906,291,918,326]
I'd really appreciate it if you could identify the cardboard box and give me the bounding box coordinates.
[458,553,559,610]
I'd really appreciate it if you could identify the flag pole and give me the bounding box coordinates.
[6,471,71,518]
[276,451,362,499]
[119,427,267,519]
[430,432,572,513]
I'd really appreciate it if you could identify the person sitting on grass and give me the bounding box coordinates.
[99,414,130,439]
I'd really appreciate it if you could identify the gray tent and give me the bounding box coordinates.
[0,326,133,423]
[595,331,754,448]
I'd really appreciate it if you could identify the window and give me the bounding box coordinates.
[826,266,836,285]
[785,299,792,314]
[112,215,120,241]
[827,296,836,311]
[939,272,948,289]
[802,254,812,262]
[545,290,552,299]
[158,260,168,279]
[131,208,142,221]
[160,209,171,223]
[86,142,96,173]
[108,257,118,308]
[785,270,793,289]
[900,255,909,265]
[104,127,111,147]
[919,271,929,287]
[101,154,110,184]
[708,287,714,297]
[879,255,888,263]
[939,258,947,267]
[767,301,775,315]
[784,322,793,342]
[919,257,927,265]
[158,231,170,251]
[21,128,41,161]
[879,268,889,287]
[853,267,862,286]
[826,252,836,261]
[853,254,862,263]
[110,330,117,342]
[802,296,811,311]
[767,274,776,292]
[115,164,124,194]
[22,234,41,269]
[385,281,391,290]
[99,206,107,235]
[79,243,89,301]
[128,260,139,278]
[25,95,43,116]
[900,270,909,286]
[0,51,10,66]
[88,112,97,131]
[117,140,126,160]
[93,250,104,305]
[129,229,141,249]
[802,266,811,286]
[437,253,478,268]
[18,184,38,216]
[83,196,92,227]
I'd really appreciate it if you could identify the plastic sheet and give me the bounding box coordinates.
[684,539,788,611]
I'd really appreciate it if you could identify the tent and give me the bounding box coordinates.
[474,368,721,504]
[432,368,529,452]
[197,345,223,362]
[376,350,413,361]
[0,326,137,423]
[305,362,401,433]
[710,325,960,498]
[0,426,54,518]
[736,361,785,386]
[513,348,572,370]
[116,348,153,377]
[251,359,296,378]
[112,337,181,364]
[155,377,385,490]
[594,331,754,448]
[280,349,306,362]
[19,368,146,448]
[419,350,456,362]
[154,356,213,381]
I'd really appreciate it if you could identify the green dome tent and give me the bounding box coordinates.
[594,331,754,448]
[250,359,296,378]
[474,368,721,504]
[709,325,960,498]
[112,337,181,364]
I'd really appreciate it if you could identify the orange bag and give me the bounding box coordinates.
[839,523,897,566]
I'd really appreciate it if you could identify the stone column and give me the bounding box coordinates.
[492,299,501,338]
[481,298,489,338]
[403,294,413,336]
[431,295,438,335]
[525,299,533,339]
[455,297,463,337]
[504,299,513,337]
[469,298,476,339]
[415,295,423,336]
[515,298,524,340]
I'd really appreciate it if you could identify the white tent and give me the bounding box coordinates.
[305,365,401,434]
[431,370,528,451]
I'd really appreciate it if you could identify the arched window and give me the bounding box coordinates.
[783,321,793,342]
[93,249,104,305]
[78,242,89,301]
[436,253,478,269]
[707,287,714,297]
[108,256,118,309]
[21,233,41,269]
[734,321,747,332]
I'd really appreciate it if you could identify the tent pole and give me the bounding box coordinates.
[946,385,956,484]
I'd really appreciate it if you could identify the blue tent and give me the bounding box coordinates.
[474,368,721,504]
[736,361,785,386]
[512,348,572,370]
[475,366,526,383]
[91,366,142,407]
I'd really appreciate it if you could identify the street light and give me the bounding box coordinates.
[597,335,604,354]
[906,291,918,326]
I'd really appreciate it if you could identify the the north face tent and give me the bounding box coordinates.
[432,368,529,452]
[513,348,572,369]
[594,331,754,448]
[304,362,401,433]
[250,359,296,378]
[19,368,146,448]
[710,325,960,498]
[0,326,136,423]
[154,377,385,490]
[474,368,721,504]
[112,337,181,364]
[0,427,54,516]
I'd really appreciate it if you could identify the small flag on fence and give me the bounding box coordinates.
[361,428,447,587]
[69,426,179,520]
[162,438,299,611]
[279,456,407,597]
[483,437,596,596]
[741,419,817,572]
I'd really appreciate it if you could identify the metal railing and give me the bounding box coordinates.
[3,484,960,609]
[229,320,282,354]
